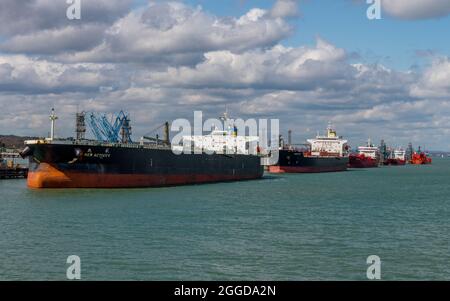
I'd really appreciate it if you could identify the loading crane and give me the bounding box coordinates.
[86,111,132,143]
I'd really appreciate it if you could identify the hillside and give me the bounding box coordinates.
[0,135,39,150]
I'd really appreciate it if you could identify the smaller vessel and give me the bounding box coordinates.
[410,147,432,165]
[384,148,406,166]
[268,124,349,173]
[348,139,379,168]
[0,155,28,179]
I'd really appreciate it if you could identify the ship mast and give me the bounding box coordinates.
[49,108,58,140]
[75,111,86,141]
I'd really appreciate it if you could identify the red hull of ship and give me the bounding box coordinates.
[28,163,261,189]
[348,155,378,168]
[384,159,406,166]
[410,153,432,165]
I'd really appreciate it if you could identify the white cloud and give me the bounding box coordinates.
[410,58,450,98]
[0,25,107,54]
[270,0,300,18]
[382,0,450,20]
[0,0,132,35]
[144,38,350,90]
[59,2,292,64]
[0,55,118,93]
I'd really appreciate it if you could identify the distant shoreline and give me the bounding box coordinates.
[0,135,39,150]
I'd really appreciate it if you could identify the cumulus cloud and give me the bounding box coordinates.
[382,0,450,20]
[143,39,350,90]
[0,24,107,55]
[1,1,294,60]
[0,0,132,36]
[270,0,300,18]
[0,0,133,54]
[0,55,120,93]
[59,2,293,64]
[410,58,450,98]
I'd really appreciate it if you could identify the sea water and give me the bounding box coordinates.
[0,159,449,280]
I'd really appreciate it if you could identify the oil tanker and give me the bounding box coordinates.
[268,125,349,173]
[384,149,406,166]
[348,139,379,168]
[20,110,264,188]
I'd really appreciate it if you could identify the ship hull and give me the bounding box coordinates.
[26,143,263,188]
[384,159,406,166]
[348,155,378,168]
[269,150,348,173]
[410,153,432,165]
[410,159,432,165]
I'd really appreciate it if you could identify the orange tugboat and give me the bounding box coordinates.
[410,147,432,165]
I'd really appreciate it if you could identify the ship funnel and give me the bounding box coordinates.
[288,130,292,146]
[163,122,170,145]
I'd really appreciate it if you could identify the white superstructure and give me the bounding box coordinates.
[393,149,406,160]
[357,139,379,159]
[182,127,259,155]
[307,124,348,157]
[173,113,260,155]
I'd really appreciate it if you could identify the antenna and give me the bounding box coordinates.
[288,129,292,146]
[220,108,229,122]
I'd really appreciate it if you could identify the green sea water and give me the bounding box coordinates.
[1,159,449,280]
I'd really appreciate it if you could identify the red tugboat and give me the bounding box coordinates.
[384,149,406,166]
[348,139,379,168]
[410,147,432,165]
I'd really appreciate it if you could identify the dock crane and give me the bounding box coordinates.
[86,111,132,143]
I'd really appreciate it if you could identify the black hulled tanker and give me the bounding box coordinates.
[24,141,263,188]
[21,111,263,188]
[269,149,348,173]
[269,125,349,173]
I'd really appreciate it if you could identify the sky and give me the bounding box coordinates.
[0,0,450,150]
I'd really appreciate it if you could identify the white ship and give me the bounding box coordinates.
[306,124,349,157]
[357,139,379,160]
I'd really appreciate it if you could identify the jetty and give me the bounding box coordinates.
[0,152,28,179]
[0,167,28,179]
